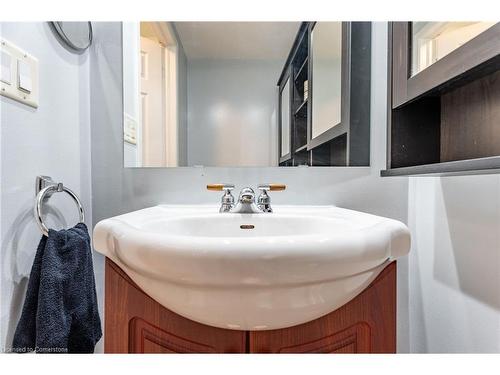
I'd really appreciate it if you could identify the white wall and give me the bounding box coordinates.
[0,22,98,351]
[187,59,281,167]
[408,175,500,352]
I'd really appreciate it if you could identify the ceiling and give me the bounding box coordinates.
[173,22,301,61]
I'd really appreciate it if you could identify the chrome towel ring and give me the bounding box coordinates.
[34,175,85,237]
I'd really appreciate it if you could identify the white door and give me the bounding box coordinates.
[140,37,166,166]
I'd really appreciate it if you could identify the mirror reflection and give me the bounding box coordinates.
[122,22,371,167]
[411,22,496,76]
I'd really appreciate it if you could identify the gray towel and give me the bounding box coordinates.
[12,223,102,353]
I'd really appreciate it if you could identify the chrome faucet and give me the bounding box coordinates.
[207,183,286,213]
[233,187,261,213]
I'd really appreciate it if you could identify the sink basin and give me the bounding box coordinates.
[93,205,410,330]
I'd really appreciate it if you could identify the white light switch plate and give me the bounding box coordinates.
[0,39,39,108]
[1,50,12,84]
[18,59,33,93]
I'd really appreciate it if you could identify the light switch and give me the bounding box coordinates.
[1,39,38,108]
[0,50,11,84]
[17,59,32,93]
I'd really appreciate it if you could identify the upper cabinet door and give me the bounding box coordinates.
[279,70,292,164]
[277,22,371,167]
[307,22,372,166]
[308,22,347,149]
[392,22,500,108]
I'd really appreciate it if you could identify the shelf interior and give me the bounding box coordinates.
[293,147,310,166]
[294,99,307,117]
[311,133,347,166]
[390,69,500,170]
[295,57,308,82]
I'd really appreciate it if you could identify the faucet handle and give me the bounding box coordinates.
[207,183,235,213]
[257,184,285,213]
[257,183,286,192]
[207,183,235,192]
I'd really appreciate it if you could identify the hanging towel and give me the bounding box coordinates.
[12,223,102,353]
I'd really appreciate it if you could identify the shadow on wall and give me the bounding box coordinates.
[1,203,67,348]
[434,175,500,310]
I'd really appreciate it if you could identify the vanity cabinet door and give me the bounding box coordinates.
[104,259,247,353]
[249,262,396,353]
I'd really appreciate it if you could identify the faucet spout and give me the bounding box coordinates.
[232,187,261,213]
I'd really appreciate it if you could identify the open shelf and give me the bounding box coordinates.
[295,144,308,153]
[295,57,308,83]
[384,22,500,177]
[311,133,347,166]
[294,99,307,117]
[279,158,293,167]
[384,69,500,176]
[293,146,310,166]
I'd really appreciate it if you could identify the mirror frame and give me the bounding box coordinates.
[49,22,93,53]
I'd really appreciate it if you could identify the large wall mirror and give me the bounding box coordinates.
[122,22,371,167]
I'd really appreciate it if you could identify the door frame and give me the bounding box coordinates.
[140,22,179,167]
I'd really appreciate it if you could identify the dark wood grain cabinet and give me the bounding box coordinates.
[277,22,371,167]
[105,259,396,354]
[383,22,500,177]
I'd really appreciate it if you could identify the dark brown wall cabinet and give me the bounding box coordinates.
[383,22,500,176]
[278,22,371,167]
[105,259,396,354]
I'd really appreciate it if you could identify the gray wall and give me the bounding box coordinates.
[187,59,281,166]
[0,22,98,351]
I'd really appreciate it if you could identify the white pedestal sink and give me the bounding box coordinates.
[93,205,410,330]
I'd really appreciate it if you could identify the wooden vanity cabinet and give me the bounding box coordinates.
[249,262,396,353]
[105,259,396,354]
[105,260,246,353]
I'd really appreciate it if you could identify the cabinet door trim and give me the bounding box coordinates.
[392,22,500,108]
[276,322,371,353]
[278,68,292,163]
[307,22,351,151]
[249,262,396,353]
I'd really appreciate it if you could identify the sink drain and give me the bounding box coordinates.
[240,224,255,230]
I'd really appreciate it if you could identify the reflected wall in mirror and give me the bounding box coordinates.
[411,22,496,76]
[122,22,371,167]
[123,22,182,167]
